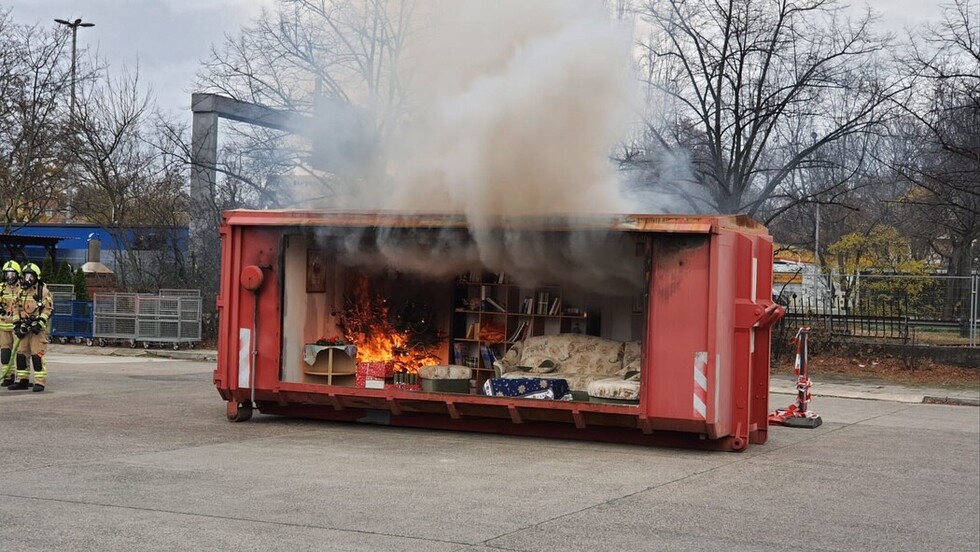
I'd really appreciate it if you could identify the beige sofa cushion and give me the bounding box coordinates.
[587,378,641,402]
[519,334,623,377]
[418,365,472,380]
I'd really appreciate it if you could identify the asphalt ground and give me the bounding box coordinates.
[0,350,977,551]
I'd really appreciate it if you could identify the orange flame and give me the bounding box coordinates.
[340,277,440,373]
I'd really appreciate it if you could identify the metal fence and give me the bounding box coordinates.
[775,274,979,348]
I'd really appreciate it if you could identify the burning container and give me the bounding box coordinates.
[215,210,783,451]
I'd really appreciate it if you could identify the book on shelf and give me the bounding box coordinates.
[549,296,561,315]
[524,296,533,314]
[480,344,496,370]
[537,292,549,315]
[453,343,467,365]
[508,320,527,343]
[484,296,506,312]
[465,322,480,340]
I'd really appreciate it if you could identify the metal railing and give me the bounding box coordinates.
[774,274,979,348]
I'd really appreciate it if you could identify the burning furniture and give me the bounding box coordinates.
[215,210,782,451]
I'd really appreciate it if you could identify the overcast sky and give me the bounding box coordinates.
[5,0,947,116]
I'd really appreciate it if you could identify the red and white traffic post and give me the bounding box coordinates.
[769,326,823,429]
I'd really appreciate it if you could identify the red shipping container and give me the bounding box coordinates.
[356,361,394,388]
[215,211,784,451]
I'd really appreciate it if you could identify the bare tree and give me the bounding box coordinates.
[893,0,980,332]
[194,0,413,208]
[71,67,191,290]
[629,0,909,218]
[0,11,73,232]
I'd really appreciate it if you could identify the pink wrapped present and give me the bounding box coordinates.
[356,361,394,388]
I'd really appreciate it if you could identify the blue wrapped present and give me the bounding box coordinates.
[482,377,572,401]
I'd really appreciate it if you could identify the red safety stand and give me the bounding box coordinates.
[769,326,823,429]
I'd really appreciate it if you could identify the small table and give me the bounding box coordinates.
[482,377,572,400]
[303,344,357,385]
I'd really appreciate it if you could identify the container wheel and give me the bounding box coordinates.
[59,337,68,344]
[226,401,253,422]
[129,339,137,349]
[172,343,180,351]
[98,338,107,347]
[86,338,94,347]
[143,341,150,350]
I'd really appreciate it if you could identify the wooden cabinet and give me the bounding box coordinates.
[451,275,587,386]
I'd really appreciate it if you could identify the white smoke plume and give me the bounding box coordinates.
[379,0,635,218]
[316,0,647,293]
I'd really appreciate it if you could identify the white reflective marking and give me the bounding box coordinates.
[238,328,251,389]
[693,394,707,418]
[751,257,758,300]
[694,370,707,390]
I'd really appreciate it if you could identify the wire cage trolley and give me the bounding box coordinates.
[136,293,202,350]
[92,292,140,348]
[92,290,202,349]
[47,284,96,345]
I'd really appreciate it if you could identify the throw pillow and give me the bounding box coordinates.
[623,370,640,381]
[532,358,559,374]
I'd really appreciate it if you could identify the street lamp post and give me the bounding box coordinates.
[54,18,94,123]
[54,18,93,224]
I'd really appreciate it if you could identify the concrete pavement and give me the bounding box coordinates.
[0,349,977,551]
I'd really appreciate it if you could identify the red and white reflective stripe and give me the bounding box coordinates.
[693,352,708,419]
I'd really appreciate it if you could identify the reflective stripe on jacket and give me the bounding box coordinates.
[0,282,21,331]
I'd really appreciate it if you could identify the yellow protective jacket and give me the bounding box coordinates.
[15,282,53,330]
[0,281,21,331]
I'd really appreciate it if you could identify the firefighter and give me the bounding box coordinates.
[8,263,52,392]
[1,260,22,386]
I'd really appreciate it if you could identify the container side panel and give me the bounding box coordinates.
[709,232,736,438]
[225,227,282,393]
[252,229,282,391]
[647,235,711,426]
[215,224,242,393]
[750,235,775,443]
[730,233,756,446]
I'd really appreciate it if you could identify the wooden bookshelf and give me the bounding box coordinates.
[450,275,587,387]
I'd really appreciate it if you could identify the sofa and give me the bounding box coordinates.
[493,334,642,402]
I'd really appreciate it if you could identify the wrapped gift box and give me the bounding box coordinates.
[356,361,395,388]
[482,377,572,400]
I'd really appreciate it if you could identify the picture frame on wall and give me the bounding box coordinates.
[306,249,327,293]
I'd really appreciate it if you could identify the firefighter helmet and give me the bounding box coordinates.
[2,260,20,285]
[20,262,40,287]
